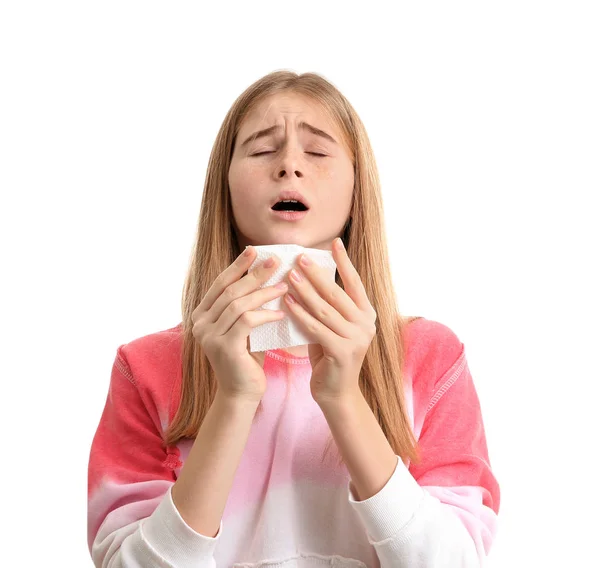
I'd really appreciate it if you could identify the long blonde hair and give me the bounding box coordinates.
[164,70,423,468]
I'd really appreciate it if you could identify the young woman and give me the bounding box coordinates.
[88,70,500,567]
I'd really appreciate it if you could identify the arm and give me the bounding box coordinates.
[318,387,399,503]
[170,390,260,538]
[88,347,259,568]
[318,349,499,567]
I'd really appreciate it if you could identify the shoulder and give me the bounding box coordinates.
[404,317,463,359]
[115,322,183,410]
[119,322,183,367]
[402,316,465,391]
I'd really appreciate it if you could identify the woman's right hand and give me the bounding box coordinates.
[191,246,288,403]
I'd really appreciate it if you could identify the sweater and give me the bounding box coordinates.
[87,317,500,567]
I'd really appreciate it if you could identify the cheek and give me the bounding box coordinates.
[322,160,352,185]
[229,162,262,206]
[320,165,353,198]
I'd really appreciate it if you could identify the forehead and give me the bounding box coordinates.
[240,92,335,133]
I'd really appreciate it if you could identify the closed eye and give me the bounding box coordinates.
[251,151,327,157]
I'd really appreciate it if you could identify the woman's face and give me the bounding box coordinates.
[228,91,355,252]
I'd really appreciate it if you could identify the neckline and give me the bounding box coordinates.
[265,348,311,364]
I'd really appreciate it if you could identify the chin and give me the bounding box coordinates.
[259,235,310,247]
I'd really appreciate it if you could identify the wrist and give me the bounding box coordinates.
[215,389,263,410]
[314,386,363,414]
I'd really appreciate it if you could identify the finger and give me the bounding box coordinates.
[293,251,361,323]
[330,238,373,314]
[208,254,282,323]
[214,282,288,335]
[194,247,257,318]
[284,292,343,349]
[226,307,286,344]
[287,267,354,338]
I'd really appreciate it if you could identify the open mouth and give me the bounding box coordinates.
[271,200,309,212]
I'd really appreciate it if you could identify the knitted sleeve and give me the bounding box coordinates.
[87,346,221,568]
[410,347,500,560]
[348,331,500,567]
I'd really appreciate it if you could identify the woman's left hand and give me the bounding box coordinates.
[283,238,377,405]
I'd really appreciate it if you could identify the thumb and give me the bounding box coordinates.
[247,337,267,368]
[254,351,266,368]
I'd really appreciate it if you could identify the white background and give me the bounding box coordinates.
[1,1,598,566]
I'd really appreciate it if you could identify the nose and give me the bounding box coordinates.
[277,143,304,179]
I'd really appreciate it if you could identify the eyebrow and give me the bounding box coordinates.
[240,121,338,147]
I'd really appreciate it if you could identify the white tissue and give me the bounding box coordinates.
[247,244,337,352]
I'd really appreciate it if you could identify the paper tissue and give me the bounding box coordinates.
[247,244,338,352]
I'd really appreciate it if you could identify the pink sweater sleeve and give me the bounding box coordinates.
[348,323,500,567]
[87,347,221,567]
[409,344,501,561]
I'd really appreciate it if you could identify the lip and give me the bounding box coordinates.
[271,190,310,209]
[270,208,309,221]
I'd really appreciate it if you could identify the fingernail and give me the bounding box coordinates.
[244,246,253,257]
[264,257,275,268]
[300,254,312,266]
